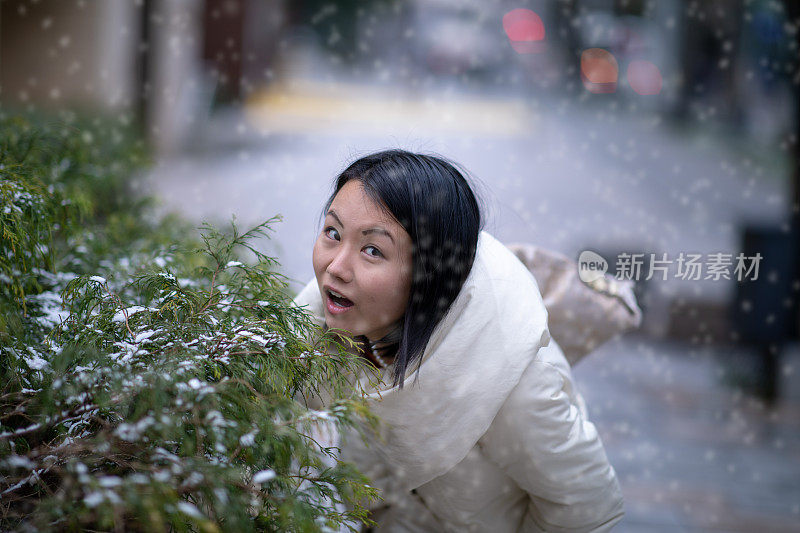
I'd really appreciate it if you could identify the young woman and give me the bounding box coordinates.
[293,149,627,532]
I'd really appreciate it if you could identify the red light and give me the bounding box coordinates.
[580,48,618,93]
[627,60,662,95]
[503,8,546,54]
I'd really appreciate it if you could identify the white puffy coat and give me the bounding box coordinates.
[293,230,625,532]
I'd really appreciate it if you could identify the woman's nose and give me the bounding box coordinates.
[326,248,353,283]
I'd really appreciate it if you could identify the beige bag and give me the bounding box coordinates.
[505,243,642,366]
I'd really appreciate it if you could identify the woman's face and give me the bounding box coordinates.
[312,180,413,343]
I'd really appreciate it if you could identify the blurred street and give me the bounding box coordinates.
[140,71,788,301]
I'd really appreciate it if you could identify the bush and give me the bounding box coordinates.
[0,113,379,531]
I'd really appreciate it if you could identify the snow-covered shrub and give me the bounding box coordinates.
[0,114,379,531]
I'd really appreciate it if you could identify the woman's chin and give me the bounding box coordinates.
[322,304,371,339]
[324,315,359,337]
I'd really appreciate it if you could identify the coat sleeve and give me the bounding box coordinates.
[477,339,625,532]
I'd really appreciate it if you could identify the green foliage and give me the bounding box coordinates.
[0,114,381,531]
[0,110,164,339]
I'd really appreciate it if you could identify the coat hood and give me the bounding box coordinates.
[293,230,551,490]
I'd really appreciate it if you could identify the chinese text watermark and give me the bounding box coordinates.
[578,250,763,283]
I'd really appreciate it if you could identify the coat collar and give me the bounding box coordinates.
[293,230,551,490]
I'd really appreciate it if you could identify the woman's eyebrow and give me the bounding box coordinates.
[327,210,344,227]
[327,209,395,244]
[363,227,395,244]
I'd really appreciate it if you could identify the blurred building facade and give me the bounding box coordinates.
[0,0,140,113]
[0,0,289,155]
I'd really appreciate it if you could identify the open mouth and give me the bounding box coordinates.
[327,290,354,309]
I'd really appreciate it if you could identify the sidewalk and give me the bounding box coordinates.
[575,335,800,532]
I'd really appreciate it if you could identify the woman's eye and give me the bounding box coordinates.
[324,227,339,240]
[364,246,383,258]
[324,227,381,258]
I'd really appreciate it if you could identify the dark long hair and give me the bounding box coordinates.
[318,149,484,388]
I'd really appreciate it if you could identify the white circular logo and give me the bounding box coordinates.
[578,250,608,283]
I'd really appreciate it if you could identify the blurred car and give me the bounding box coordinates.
[409,1,509,79]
